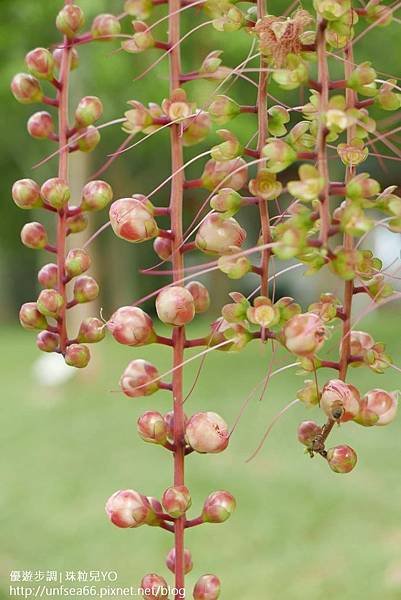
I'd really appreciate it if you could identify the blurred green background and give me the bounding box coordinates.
[1,1,401,599]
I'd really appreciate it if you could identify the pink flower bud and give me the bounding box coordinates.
[65,248,91,278]
[185,281,210,314]
[19,302,48,330]
[193,574,221,600]
[147,496,163,515]
[106,489,151,528]
[163,410,188,442]
[109,197,158,243]
[153,236,172,260]
[81,180,113,211]
[75,126,100,152]
[359,389,398,426]
[67,212,88,234]
[73,276,99,303]
[75,96,103,127]
[196,213,246,255]
[56,4,85,38]
[137,411,167,444]
[201,158,248,191]
[166,548,193,574]
[37,289,64,318]
[202,490,236,523]
[327,445,357,474]
[11,73,43,104]
[38,263,58,288]
[36,330,59,353]
[12,179,42,209]
[120,359,160,398]
[41,178,70,210]
[77,317,106,344]
[348,330,374,363]
[185,411,229,454]
[91,14,121,39]
[183,110,211,146]
[65,343,90,368]
[25,48,54,80]
[156,286,195,326]
[122,21,155,53]
[210,188,242,215]
[27,111,55,139]
[209,94,240,124]
[139,574,169,600]
[162,485,192,518]
[297,420,321,447]
[320,379,361,422]
[21,222,48,250]
[53,47,79,71]
[107,306,155,346]
[283,313,326,357]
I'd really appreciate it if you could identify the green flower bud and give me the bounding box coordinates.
[375,80,401,111]
[211,129,243,162]
[346,173,380,200]
[91,14,121,39]
[122,21,155,53]
[262,139,297,173]
[213,5,244,32]
[65,343,90,368]
[12,179,42,210]
[296,380,320,407]
[210,188,243,217]
[288,165,324,202]
[272,54,308,91]
[347,62,378,97]
[56,4,85,38]
[75,96,103,127]
[208,95,240,125]
[41,178,70,210]
[218,249,252,279]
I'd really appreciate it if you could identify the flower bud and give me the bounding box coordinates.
[75,126,100,152]
[249,169,282,200]
[81,180,113,212]
[56,4,85,38]
[297,420,321,447]
[202,490,236,523]
[137,411,167,444]
[120,359,160,398]
[21,222,48,250]
[19,302,48,330]
[37,289,64,318]
[347,62,377,97]
[201,158,248,192]
[376,80,401,111]
[211,129,243,162]
[193,574,221,600]
[156,286,195,326]
[320,379,361,422]
[125,0,153,19]
[65,343,90,368]
[357,389,398,426]
[275,296,302,323]
[65,248,91,278]
[109,197,158,243]
[262,139,297,173]
[12,179,42,209]
[75,96,103,127]
[196,213,246,255]
[147,496,163,515]
[73,276,99,303]
[122,21,155,53]
[346,172,380,200]
[27,111,55,139]
[53,47,79,71]
[77,317,106,344]
[25,47,55,80]
[66,212,88,234]
[38,263,58,288]
[139,574,169,600]
[41,178,70,210]
[106,489,151,528]
[283,313,326,357]
[153,236,172,260]
[36,330,59,353]
[107,306,155,346]
[185,411,229,454]
[185,281,210,314]
[348,330,374,364]
[91,14,121,39]
[162,485,192,518]
[166,548,193,575]
[218,250,251,279]
[213,5,244,32]
[208,95,240,125]
[327,445,357,474]
[183,110,211,147]
[11,73,43,104]
[210,188,242,217]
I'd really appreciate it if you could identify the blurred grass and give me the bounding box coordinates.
[1,309,401,599]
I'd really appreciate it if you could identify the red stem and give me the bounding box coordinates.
[168,0,186,590]
[316,17,330,245]
[56,23,72,355]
